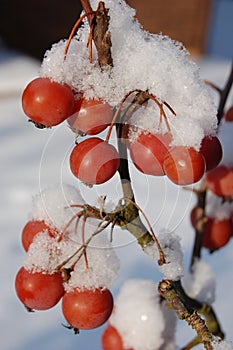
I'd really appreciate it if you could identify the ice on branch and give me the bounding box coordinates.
[109,279,176,350]
[144,231,184,281]
[40,0,218,150]
[30,184,84,230]
[182,260,216,304]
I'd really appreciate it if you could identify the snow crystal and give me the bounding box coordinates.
[211,336,233,350]
[109,279,167,350]
[40,0,218,150]
[144,231,184,281]
[64,236,120,290]
[23,231,79,273]
[30,184,84,230]
[183,260,216,304]
[23,223,120,289]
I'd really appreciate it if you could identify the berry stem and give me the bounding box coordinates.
[64,11,95,60]
[121,197,166,265]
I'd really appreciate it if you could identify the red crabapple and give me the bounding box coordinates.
[129,131,172,176]
[163,146,205,185]
[206,165,233,198]
[22,77,75,127]
[67,98,113,135]
[225,106,233,122]
[102,325,125,350]
[102,324,134,350]
[21,220,57,251]
[199,135,222,171]
[70,137,120,185]
[62,288,114,330]
[203,217,233,251]
[15,267,64,310]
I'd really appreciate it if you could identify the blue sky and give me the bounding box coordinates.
[208,0,233,57]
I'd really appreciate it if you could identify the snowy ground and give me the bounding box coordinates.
[1,45,233,349]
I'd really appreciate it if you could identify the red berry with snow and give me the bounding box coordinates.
[68,98,113,135]
[21,220,57,251]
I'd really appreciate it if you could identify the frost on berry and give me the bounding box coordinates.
[182,260,216,304]
[144,231,184,281]
[40,0,218,151]
[109,279,175,350]
[23,231,78,273]
[64,236,120,291]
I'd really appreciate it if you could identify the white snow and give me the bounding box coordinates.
[40,0,218,150]
[144,230,184,281]
[183,260,216,304]
[64,238,120,290]
[109,279,169,350]
[30,184,84,230]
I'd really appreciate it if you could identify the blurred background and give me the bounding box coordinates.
[0,0,233,60]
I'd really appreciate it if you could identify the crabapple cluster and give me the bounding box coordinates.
[189,107,233,252]
[15,186,118,332]
[22,77,121,185]
[22,75,223,187]
[128,127,222,185]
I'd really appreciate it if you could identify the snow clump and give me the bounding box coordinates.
[144,230,184,281]
[183,259,216,304]
[109,279,176,350]
[40,0,218,150]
